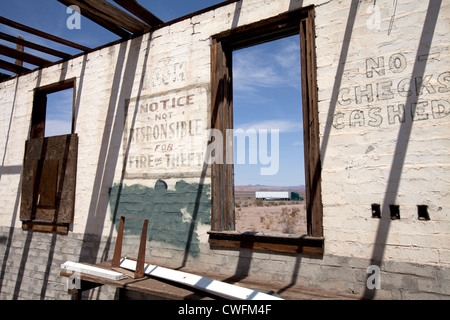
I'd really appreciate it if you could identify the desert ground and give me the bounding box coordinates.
[234,186,307,236]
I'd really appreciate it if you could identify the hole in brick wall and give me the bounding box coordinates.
[389,205,400,220]
[417,205,430,220]
[371,204,381,218]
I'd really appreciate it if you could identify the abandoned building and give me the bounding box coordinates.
[0,0,449,300]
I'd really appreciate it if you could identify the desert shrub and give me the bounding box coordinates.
[280,207,300,234]
[255,198,264,207]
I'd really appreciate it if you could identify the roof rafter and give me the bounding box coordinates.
[57,0,131,38]
[58,0,152,37]
[0,59,31,74]
[0,32,72,59]
[0,16,90,52]
[0,43,52,66]
[113,0,163,27]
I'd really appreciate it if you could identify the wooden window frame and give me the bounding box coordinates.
[30,78,76,139]
[20,78,78,234]
[208,6,324,255]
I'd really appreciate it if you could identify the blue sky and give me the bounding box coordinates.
[233,36,305,187]
[0,1,305,187]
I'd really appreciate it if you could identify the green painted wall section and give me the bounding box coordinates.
[109,180,211,257]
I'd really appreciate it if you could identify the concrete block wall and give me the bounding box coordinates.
[0,0,449,300]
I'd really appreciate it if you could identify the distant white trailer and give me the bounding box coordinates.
[255,191,290,201]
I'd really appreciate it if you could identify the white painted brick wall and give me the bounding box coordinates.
[0,0,448,299]
[315,0,450,267]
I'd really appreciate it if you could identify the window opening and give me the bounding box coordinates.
[20,79,77,233]
[209,7,324,254]
[45,88,74,137]
[233,36,306,236]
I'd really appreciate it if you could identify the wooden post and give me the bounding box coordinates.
[14,36,24,76]
[111,216,149,279]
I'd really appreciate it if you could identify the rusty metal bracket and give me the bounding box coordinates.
[111,216,148,279]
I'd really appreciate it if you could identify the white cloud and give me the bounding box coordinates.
[236,119,301,133]
[45,120,72,137]
[233,36,301,93]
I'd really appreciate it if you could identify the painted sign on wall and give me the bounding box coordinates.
[124,84,209,179]
[332,51,449,130]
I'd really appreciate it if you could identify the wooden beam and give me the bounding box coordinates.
[208,231,324,255]
[119,258,283,300]
[81,0,151,33]
[60,0,151,35]
[0,32,72,59]
[57,0,131,38]
[14,36,24,75]
[0,57,26,73]
[61,261,127,281]
[0,16,90,52]
[0,72,11,81]
[0,44,51,66]
[0,59,30,74]
[113,0,163,26]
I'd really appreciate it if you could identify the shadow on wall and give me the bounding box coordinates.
[109,180,211,257]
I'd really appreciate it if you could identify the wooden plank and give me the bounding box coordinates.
[0,32,72,59]
[57,0,131,38]
[208,231,324,255]
[0,58,30,74]
[0,16,90,52]
[300,10,323,238]
[210,39,235,232]
[55,134,78,225]
[0,44,52,67]
[60,262,216,300]
[60,261,357,300]
[113,0,163,26]
[212,7,310,51]
[209,238,323,255]
[0,72,11,81]
[22,222,68,233]
[119,258,283,300]
[210,39,222,231]
[14,36,24,72]
[61,261,127,280]
[34,160,59,208]
[60,0,150,35]
[20,134,78,227]
[223,48,235,231]
[30,91,47,139]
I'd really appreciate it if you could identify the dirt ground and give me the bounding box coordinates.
[235,199,307,235]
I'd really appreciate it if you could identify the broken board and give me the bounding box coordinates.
[61,261,127,281]
[119,258,283,300]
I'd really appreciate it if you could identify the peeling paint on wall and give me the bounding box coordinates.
[109,180,210,257]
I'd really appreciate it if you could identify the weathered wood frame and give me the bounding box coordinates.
[20,79,78,234]
[209,6,324,254]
